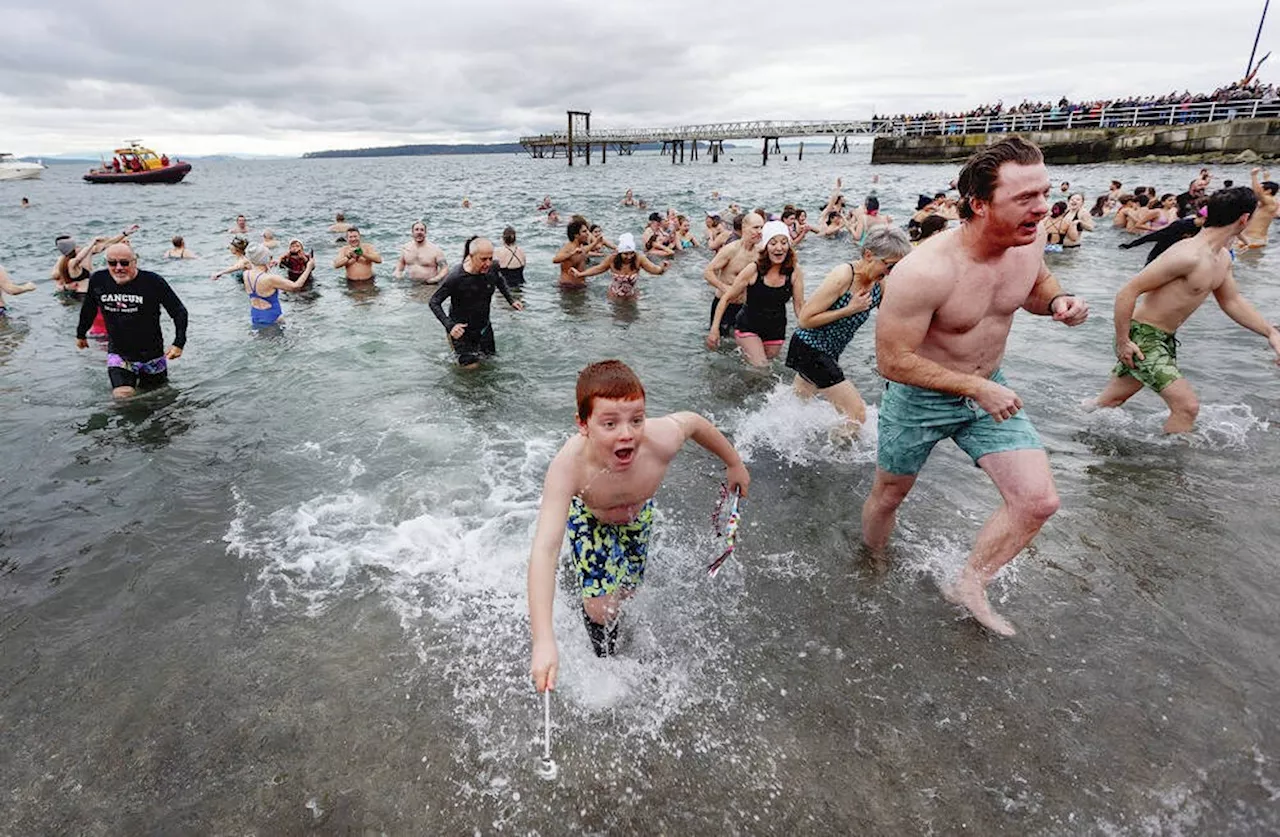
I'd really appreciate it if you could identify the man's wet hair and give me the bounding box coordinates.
[732,213,745,233]
[1204,186,1258,227]
[567,219,587,241]
[956,136,1044,220]
[1262,181,1279,197]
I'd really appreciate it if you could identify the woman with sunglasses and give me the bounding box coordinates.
[785,226,911,431]
[570,233,667,299]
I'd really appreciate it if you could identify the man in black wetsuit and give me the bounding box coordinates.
[75,243,188,398]
[1119,213,1204,264]
[428,237,524,369]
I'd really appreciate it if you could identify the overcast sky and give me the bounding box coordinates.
[1,0,1273,157]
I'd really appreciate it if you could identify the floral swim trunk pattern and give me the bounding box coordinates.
[1112,320,1182,393]
[566,497,654,598]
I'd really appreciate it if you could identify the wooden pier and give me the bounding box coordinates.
[519,111,883,166]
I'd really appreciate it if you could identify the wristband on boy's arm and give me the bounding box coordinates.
[1048,292,1073,315]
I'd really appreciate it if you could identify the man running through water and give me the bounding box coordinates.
[1090,186,1280,433]
[394,220,448,282]
[75,243,188,399]
[1240,168,1277,249]
[428,237,524,369]
[861,137,1089,637]
[334,227,381,282]
[702,212,765,339]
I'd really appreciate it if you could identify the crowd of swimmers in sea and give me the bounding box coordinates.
[1,137,1277,671]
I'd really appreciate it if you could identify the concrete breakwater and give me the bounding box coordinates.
[870,118,1280,164]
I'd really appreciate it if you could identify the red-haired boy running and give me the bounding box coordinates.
[528,360,750,692]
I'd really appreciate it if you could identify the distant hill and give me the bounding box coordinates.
[303,143,525,159]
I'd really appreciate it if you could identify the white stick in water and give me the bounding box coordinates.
[538,690,558,780]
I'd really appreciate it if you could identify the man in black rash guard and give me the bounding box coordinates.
[428,237,524,369]
[75,243,188,398]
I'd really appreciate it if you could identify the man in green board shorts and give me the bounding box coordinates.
[1091,186,1280,433]
[861,137,1090,637]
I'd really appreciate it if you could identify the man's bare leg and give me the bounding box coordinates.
[861,469,918,551]
[1089,374,1143,410]
[111,386,137,399]
[793,375,818,401]
[1156,378,1199,434]
[944,448,1060,637]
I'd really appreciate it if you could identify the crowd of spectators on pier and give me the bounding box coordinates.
[875,81,1280,135]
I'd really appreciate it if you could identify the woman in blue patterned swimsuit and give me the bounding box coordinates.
[785,226,912,430]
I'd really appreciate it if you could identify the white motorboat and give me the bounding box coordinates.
[0,153,45,181]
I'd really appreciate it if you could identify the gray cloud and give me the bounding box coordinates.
[0,0,1271,155]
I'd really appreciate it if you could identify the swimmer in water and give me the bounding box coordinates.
[428,236,524,369]
[495,227,527,288]
[675,215,698,250]
[261,229,280,250]
[227,215,250,234]
[703,212,764,339]
[164,236,197,259]
[334,227,381,282]
[394,220,448,283]
[242,243,310,328]
[642,213,675,258]
[704,210,730,250]
[1239,168,1277,249]
[461,197,472,209]
[620,189,637,207]
[537,195,553,211]
[527,359,750,674]
[546,209,561,225]
[0,265,37,317]
[1089,186,1280,434]
[277,239,317,288]
[570,233,668,298]
[707,220,806,367]
[786,226,911,432]
[211,237,251,281]
[329,213,352,234]
[553,219,592,289]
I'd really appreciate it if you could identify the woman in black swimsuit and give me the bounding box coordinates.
[495,226,527,287]
[707,220,805,367]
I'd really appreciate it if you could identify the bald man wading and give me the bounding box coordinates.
[76,243,188,399]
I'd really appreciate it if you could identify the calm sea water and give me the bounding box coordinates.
[1,150,1277,835]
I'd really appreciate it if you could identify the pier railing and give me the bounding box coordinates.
[519,99,1279,147]
[882,98,1280,137]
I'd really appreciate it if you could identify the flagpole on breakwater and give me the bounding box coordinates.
[1244,0,1271,81]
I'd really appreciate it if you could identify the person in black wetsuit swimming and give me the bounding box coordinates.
[428,237,525,369]
[75,243,188,399]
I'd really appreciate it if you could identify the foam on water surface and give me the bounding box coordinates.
[730,381,879,466]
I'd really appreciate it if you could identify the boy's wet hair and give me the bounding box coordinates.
[576,360,645,422]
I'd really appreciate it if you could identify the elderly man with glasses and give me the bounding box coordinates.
[75,243,188,399]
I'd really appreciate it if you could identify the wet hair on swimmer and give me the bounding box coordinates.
[462,235,478,259]
[567,219,587,241]
[862,225,913,259]
[956,136,1044,220]
[246,243,272,266]
[1204,186,1258,227]
[502,226,517,245]
[1262,181,1280,197]
[576,359,645,422]
[230,236,249,253]
[172,235,184,247]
